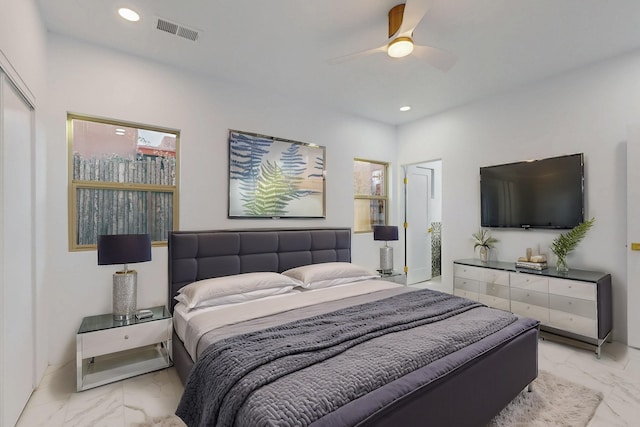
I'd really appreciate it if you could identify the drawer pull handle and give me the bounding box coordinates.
[124,335,129,340]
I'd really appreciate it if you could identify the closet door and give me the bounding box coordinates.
[0,71,35,427]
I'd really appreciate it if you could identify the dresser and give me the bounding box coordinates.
[454,259,612,357]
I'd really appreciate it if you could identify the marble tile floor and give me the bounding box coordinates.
[15,338,640,426]
[15,365,184,427]
[409,275,446,292]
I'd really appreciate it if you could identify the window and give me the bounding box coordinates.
[354,159,388,233]
[68,114,179,250]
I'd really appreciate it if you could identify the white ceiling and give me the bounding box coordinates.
[35,0,640,125]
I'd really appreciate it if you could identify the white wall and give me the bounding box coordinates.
[0,0,48,382]
[398,50,640,342]
[45,34,397,365]
[627,128,640,349]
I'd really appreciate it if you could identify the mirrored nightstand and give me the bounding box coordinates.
[76,305,172,391]
[378,270,407,285]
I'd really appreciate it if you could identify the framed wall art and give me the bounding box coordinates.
[228,130,326,218]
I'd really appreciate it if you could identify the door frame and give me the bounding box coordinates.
[402,158,442,285]
[627,128,640,349]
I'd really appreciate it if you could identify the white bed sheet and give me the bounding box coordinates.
[172,289,304,343]
[174,279,403,360]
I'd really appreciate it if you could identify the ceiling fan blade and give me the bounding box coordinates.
[412,44,457,71]
[397,0,432,37]
[326,45,387,65]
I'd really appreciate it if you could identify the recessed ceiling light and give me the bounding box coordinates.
[118,8,140,22]
[400,106,411,112]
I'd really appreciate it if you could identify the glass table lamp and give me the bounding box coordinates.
[373,225,399,274]
[98,234,152,320]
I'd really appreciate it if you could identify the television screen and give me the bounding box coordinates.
[480,153,584,229]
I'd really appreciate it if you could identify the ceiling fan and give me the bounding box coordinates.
[328,0,456,71]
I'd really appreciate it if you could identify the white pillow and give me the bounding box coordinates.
[177,272,301,310]
[301,277,379,290]
[175,285,296,310]
[282,262,378,289]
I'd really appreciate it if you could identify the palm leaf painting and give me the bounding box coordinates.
[228,130,325,218]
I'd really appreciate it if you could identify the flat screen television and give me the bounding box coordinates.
[480,153,584,229]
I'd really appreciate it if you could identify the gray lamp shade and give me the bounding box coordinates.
[373,225,399,241]
[97,234,152,265]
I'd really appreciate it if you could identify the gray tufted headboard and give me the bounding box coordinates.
[168,228,351,312]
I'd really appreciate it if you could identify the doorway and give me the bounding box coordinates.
[403,160,442,286]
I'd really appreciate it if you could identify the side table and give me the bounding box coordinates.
[76,305,172,391]
[379,270,407,285]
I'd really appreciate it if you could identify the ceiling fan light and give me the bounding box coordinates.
[387,37,414,58]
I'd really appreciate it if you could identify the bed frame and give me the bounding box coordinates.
[168,228,538,426]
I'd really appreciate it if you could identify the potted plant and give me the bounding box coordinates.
[550,217,595,273]
[472,229,498,262]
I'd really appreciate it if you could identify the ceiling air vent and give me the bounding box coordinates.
[155,17,200,42]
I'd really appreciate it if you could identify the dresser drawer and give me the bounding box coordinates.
[548,278,595,301]
[454,277,481,293]
[509,273,548,293]
[510,287,548,307]
[479,282,509,299]
[511,300,549,322]
[454,264,508,285]
[454,264,485,281]
[478,294,510,311]
[548,310,597,339]
[549,294,596,319]
[454,289,478,301]
[483,269,509,286]
[81,319,170,358]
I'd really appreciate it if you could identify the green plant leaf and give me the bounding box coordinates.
[472,228,498,250]
[550,217,595,258]
[241,161,300,216]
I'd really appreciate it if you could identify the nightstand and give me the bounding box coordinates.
[76,305,172,391]
[379,270,407,285]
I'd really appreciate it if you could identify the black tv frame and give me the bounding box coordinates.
[480,153,585,230]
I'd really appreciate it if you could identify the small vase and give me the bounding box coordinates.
[556,255,569,273]
[479,247,489,262]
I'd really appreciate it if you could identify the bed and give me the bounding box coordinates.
[168,228,539,427]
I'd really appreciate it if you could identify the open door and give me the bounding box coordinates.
[404,164,432,285]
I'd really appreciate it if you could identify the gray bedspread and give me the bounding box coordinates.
[176,289,517,427]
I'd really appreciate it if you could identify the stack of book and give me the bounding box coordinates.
[515,254,548,270]
[515,260,548,271]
